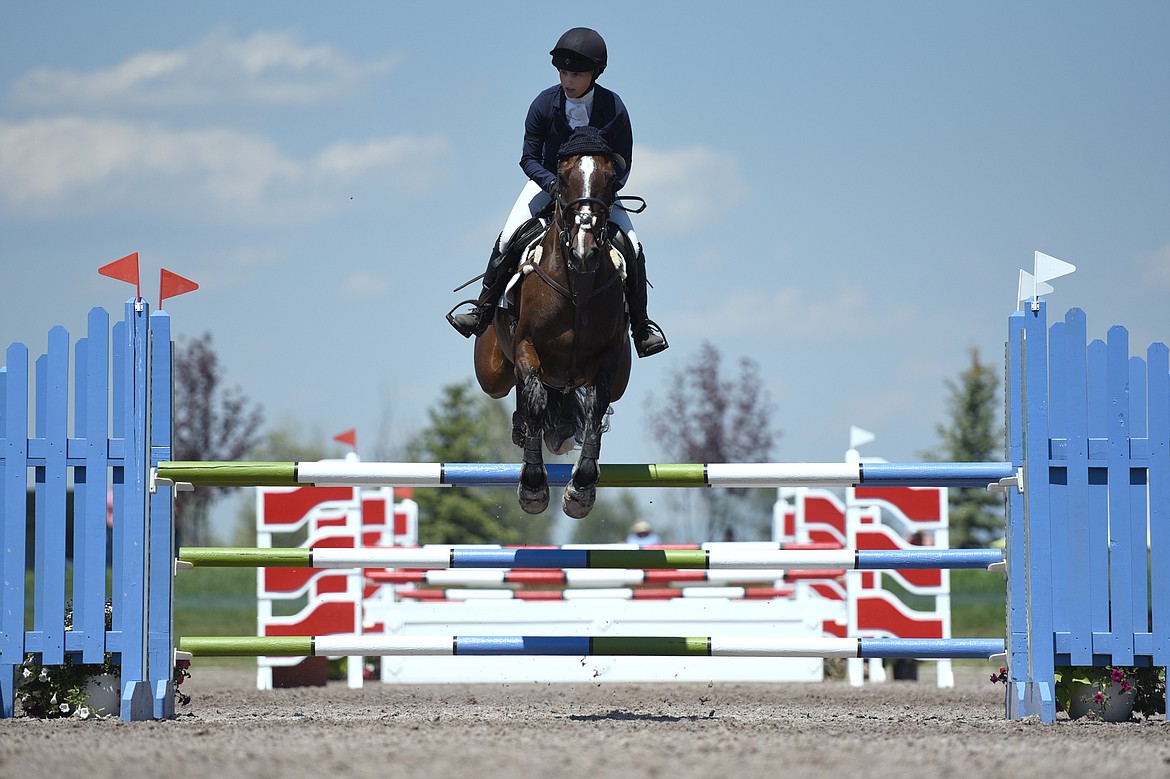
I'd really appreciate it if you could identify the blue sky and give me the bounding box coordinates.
[3,2,1168,537]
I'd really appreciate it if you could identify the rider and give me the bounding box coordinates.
[447,27,668,358]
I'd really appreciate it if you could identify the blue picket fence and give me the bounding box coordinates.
[1007,300,1169,720]
[0,301,175,720]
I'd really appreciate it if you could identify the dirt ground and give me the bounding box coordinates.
[2,666,1168,779]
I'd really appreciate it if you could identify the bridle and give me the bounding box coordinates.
[535,179,648,306]
[557,195,612,260]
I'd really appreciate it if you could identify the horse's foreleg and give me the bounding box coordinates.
[516,371,550,514]
[563,381,609,519]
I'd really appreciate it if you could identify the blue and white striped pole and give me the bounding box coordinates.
[178,546,1004,571]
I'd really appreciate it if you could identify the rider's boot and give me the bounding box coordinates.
[449,217,545,338]
[625,248,668,358]
[448,237,513,338]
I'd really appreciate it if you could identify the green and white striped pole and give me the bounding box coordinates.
[156,460,1014,489]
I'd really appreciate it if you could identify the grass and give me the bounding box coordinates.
[176,567,258,669]
[948,568,1006,638]
[175,566,257,635]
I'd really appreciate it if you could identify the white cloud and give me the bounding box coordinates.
[624,144,748,229]
[7,29,400,109]
[0,116,448,221]
[342,271,394,298]
[674,285,914,340]
[314,137,449,182]
[1139,243,1170,287]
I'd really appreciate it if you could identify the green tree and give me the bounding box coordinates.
[406,382,551,545]
[645,342,779,541]
[227,417,344,547]
[926,346,1005,548]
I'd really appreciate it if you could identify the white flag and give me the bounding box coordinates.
[1034,251,1076,282]
[849,426,876,450]
[1017,269,1054,304]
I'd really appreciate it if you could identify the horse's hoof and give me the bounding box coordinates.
[562,484,596,519]
[518,484,550,514]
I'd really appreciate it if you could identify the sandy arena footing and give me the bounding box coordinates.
[2,667,1168,779]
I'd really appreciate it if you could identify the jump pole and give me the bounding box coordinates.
[177,546,1003,571]
[179,635,1005,660]
[155,460,1015,489]
[390,586,798,601]
[367,568,831,587]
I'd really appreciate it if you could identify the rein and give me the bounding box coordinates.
[530,258,621,303]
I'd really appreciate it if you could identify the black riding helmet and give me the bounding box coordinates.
[550,27,607,76]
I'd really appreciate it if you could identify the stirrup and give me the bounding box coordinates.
[446,300,493,338]
[632,319,668,358]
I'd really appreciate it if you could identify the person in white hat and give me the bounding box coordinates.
[625,520,660,546]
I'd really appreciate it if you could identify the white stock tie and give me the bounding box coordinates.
[566,101,589,128]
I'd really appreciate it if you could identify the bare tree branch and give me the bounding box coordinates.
[645,341,780,539]
[172,332,263,545]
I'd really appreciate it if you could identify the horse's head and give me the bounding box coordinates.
[555,128,624,274]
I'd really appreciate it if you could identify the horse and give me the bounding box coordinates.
[472,129,632,518]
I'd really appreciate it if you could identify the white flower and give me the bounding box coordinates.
[38,669,49,682]
[50,693,58,705]
[76,706,91,719]
[22,667,32,679]
[59,702,70,713]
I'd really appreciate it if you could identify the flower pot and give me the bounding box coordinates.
[82,673,121,717]
[1067,681,1135,722]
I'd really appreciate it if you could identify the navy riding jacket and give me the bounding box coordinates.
[520,83,633,193]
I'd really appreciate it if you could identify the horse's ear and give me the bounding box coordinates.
[611,152,627,171]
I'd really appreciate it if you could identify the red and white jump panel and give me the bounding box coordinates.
[252,476,954,687]
[255,483,418,690]
[774,483,956,687]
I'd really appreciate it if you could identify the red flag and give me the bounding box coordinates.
[98,253,141,299]
[158,268,199,308]
[333,428,357,449]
